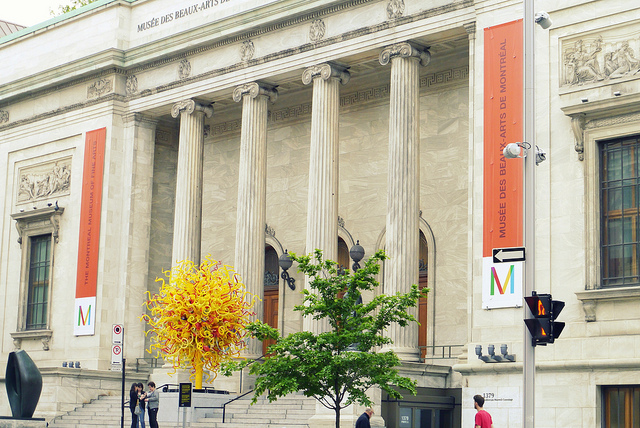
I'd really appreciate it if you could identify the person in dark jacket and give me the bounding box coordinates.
[355,408,374,428]
[129,383,140,428]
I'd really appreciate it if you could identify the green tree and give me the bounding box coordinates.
[51,0,97,16]
[222,249,428,428]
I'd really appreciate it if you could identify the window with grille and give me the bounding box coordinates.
[601,136,640,287]
[26,234,51,330]
[603,386,640,428]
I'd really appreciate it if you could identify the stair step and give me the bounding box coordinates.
[48,392,315,428]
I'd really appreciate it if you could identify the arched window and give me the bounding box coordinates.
[338,237,350,275]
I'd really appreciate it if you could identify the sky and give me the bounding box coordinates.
[2,0,68,27]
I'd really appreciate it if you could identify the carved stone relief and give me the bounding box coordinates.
[126,75,138,95]
[309,19,326,42]
[265,224,276,238]
[204,125,211,138]
[240,40,255,62]
[18,158,72,204]
[386,0,405,19]
[0,110,9,124]
[562,29,640,87]
[87,79,113,99]
[178,59,192,80]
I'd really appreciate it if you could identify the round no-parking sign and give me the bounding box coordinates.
[111,344,122,364]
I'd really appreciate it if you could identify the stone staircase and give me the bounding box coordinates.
[47,393,314,428]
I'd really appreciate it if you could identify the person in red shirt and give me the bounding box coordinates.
[473,395,494,428]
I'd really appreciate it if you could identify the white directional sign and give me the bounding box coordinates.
[492,247,525,264]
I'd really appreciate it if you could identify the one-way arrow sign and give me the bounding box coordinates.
[492,247,525,263]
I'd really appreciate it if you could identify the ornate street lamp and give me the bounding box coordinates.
[278,249,296,290]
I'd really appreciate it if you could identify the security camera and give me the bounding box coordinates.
[534,11,552,30]
[503,143,523,159]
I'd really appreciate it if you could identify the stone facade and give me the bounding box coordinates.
[1,0,640,427]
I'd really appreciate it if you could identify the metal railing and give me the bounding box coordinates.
[418,345,464,361]
[222,389,255,423]
[135,357,162,372]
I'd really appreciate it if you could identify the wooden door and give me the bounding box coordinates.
[262,287,279,356]
[418,274,428,360]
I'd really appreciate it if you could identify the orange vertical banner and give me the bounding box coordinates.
[483,20,524,258]
[74,127,106,335]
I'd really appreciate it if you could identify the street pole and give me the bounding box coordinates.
[121,357,126,428]
[523,0,536,427]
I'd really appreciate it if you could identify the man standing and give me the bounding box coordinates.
[355,408,373,428]
[473,395,494,428]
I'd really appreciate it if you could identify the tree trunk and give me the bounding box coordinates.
[335,406,341,428]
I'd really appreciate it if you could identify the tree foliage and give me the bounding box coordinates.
[51,0,98,17]
[222,249,428,428]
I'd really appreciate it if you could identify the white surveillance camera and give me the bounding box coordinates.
[503,143,522,159]
[534,11,552,30]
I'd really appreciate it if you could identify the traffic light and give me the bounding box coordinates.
[524,292,565,346]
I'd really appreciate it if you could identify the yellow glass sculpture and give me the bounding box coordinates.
[141,255,257,388]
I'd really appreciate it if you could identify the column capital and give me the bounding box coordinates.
[379,42,431,67]
[171,99,214,118]
[302,63,350,86]
[463,21,477,36]
[232,82,278,103]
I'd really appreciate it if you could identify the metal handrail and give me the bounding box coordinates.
[418,345,464,361]
[222,389,255,423]
[135,357,162,372]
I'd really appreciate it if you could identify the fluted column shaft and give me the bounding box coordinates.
[170,100,213,265]
[302,63,350,334]
[233,82,277,357]
[379,43,430,362]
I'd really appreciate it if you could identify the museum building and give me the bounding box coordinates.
[1,0,640,427]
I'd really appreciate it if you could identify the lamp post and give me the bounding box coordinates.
[278,250,296,290]
[523,1,536,426]
[523,1,551,426]
[349,240,365,271]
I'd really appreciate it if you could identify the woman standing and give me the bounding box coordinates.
[137,383,146,428]
[145,381,159,428]
[129,383,140,428]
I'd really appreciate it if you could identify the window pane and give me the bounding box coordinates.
[602,137,640,287]
[26,235,51,330]
[607,149,622,181]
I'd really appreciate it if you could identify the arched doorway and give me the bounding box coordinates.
[263,245,279,355]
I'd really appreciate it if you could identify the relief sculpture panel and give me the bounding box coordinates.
[17,158,72,204]
[562,26,640,87]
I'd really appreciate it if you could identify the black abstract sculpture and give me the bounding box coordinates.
[5,350,42,418]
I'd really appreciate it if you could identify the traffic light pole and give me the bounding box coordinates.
[523,0,536,427]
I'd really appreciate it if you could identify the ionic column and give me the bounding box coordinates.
[379,42,430,362]
[170,99,213,265]
[302,63,350,334]
[233,82,277,358]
